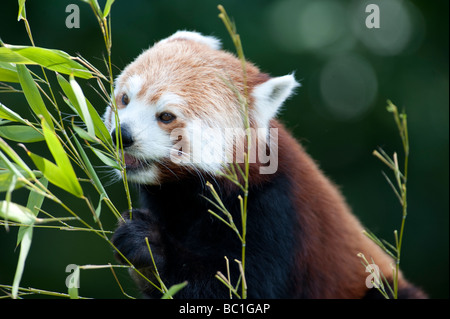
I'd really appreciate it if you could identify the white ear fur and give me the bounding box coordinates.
[158,30,222,50]
[252,74,300,127]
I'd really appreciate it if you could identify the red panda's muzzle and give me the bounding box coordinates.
[123,152,144,171]
[124,153,138,167]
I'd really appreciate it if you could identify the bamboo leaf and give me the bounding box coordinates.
[0,170,25,192]
[56,73,78,111]
[0,47,34,64]
[27,119,83,197]
[0,150,24,181]
[103,0,115,18]
[0,102,27,124]
[4,174,19,230]
[2,45,92,79]
[58,74,111,144]
[0,201,36,225]
[0,137,35,179]
[85,98,112,145]
[17,177,48,246]
[27,152,76,197]
[95,194,104,220]
[16,64,54,130]
[41,119,69,168]
[161,281,188,299]
[90,147,120,170]
[69,75,95,136]
[17,0,27,21]
[12,226,32,299]
[72,135,107,198]
[0,62,19,82]
[0,125,44,143]
[72,124,99,143]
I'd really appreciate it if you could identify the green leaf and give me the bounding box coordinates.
[1,45,92,79]
[72,124,98,143]
[0,102,27,124]
[38,118,83,197]
[72,135,108,204]
[12,226,32,299]
[10,178,47,299]
[17,177,48,245]
[0,149,24,179]
[16,64,54,130]
[0,62,19,82]
[0,69,19,83]
[17,0,27,21]
[161,281,188,299]
[57,74,111,145]
[86,98,112,146]
[0,170,25,192]
[0,201,36,225]
[41,119,70,170]
[69,75,95,136]
[0,137,35,179]
[0,47,35,64]
[95,194,106,221]
[91,147,120,170]
[23,118,82,197]
[103,0,115,18]
[0,125,44,143]
[27,151,82,198]
[56,73,82,114]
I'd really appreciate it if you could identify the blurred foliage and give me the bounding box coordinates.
[0,0,448,298]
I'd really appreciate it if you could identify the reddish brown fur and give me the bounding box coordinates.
[116,38,267,120]
[246,120,423,298]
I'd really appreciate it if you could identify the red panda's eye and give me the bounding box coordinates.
[122,93,129,106]
[158,112,175,124]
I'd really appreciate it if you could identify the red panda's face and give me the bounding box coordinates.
[103,31,299,185]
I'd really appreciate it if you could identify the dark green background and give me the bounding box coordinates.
[0,0,448,298]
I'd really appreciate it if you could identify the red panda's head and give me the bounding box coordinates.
[103,31,299,185]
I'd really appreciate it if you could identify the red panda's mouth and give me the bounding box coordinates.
[122,153,153,171]
[123,153,140,169]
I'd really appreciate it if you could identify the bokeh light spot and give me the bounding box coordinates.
[351,0,424,56]
[297,0,347,51]
[319,55,378,120]
[267,0,352,54]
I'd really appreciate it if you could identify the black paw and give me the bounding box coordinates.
[111,209,165,270]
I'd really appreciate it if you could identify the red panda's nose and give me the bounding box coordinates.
[111,125,134,149]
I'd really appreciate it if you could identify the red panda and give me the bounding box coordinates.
[105,31,426,298]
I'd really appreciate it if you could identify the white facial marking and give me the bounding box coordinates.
[126,74,145,98]
[155,92,186,114]
[107,84,188,184]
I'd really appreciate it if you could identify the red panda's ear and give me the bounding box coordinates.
[158,30,222,50]
[252,74,300,128]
